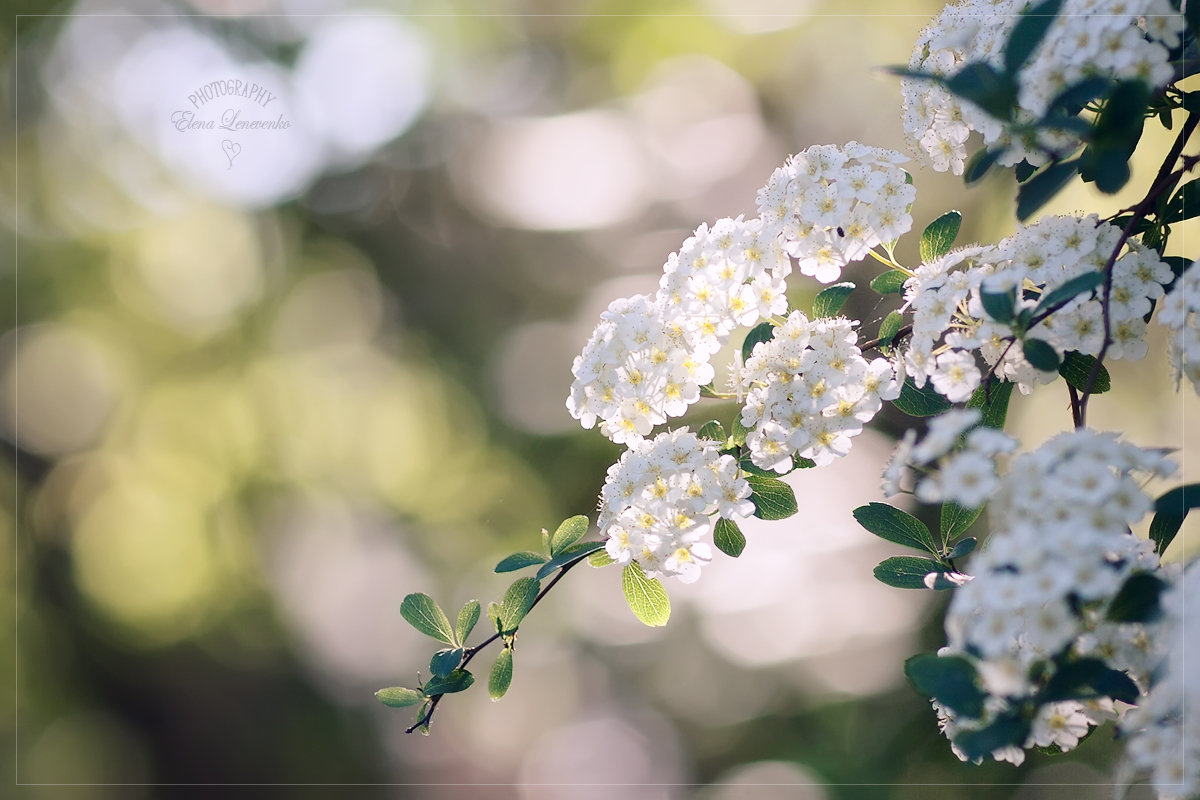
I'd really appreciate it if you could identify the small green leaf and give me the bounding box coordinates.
[870,271,909,295]
[421,668,475,697]
[853,502,938,554]
[730,414,751,447]
[489,647,514,701]
[980,286,1016,324]
[892,378,952,417]
[742,321,775,361]
[376,687,425,708]
[942,501,984,542]
[697,420,727,443]
[945,62,1018,120]
[876,311,906,351]
[1041,658,1139,704]
[588,549,615,568]
[919,210,962,263]
[550,515,590,556]
[456,600,481,645]
[963,146,1000,184]
[947,537,977,559]
[1149,482,1200,555]
[873,556,949,589]
[1017,159,1080,221]
[430,647,464,678]
[400,593,457,645]
[1021,337,1061,372]
[487,601,501,632]
[1106,572,1168,623]
[1163,177,1200,223]
[956,714,1029,762]
[1057,351,1111,394]
[622,562,671,627]
[1045,76,1111,116]
[966,378,1014,429]
[905,653,986,718]
[813,282,855,318]
[1003,0,1062,76]
[713,518,746,558]
[1034,271,1105,317]
[747,475,798,520]
[738,452,777,477]
[495,551,549,574]
[498,577,540,634]
[535,540,605,580]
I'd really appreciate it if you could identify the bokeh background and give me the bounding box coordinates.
[3,1,1196,797]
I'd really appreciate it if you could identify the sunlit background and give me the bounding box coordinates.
[3,1,1196,797]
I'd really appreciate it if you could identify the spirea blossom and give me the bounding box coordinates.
[934,430,1175,765]
[1158,260,1200,394]
[598,429,754,583]
[902,215,1172,398]
[1120,563,1200,800]
[756,142,915,284]
[902,0,1182,174]
[739,311,900,472]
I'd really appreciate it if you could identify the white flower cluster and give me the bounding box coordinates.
[756,142,915,283]
[903,0,1181,174]
[903,215,1172,398]
[1158,260,1200,394]
[882,407,1016,507]
[1121,564,1200,800]
[936,430,1175,764]
[567,216,791,444]
[739,311,901,472]
[598,429,754,583]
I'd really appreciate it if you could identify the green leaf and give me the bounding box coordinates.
[1003,0,1062,76]
[497,577,540,634]
[853,502,938,554]
[1017,159,1080,221]
[966,378,1014,429]
[535,540,605,580]
[747,475,799,520]
[1149,483,1200,555]
[1080,81,1148,195]
[871,270,909,295]
[713,518,746,558]
[588,549,615,568]
[400,593,457,645]
[486,601,501,632]
[494,551,548,574]
[697,420,726,443]
[1106,572,1168,623]
[1021,337,1061,372]
[621,562,670,627]
[1162,177,1200,223]
[738,452,777,477]
[742,321,775,362]
[947,537,977,559]
[489,647,514,701]
[421,668,475,697]
[877,311,906,352]
[963,146,1001,184]
[919,211,962,263]
[549,514,590,556]
[941,501,984,542]
[456,600,480,645]
[1055,351,1110,394]
[375,687,425,708]
[980,286,1016,324]
[956,714,1029,762]
[813,282,855,318]
[430,647,464,678]
[873,556,950,589]
[730,413,751,447]
[1045,76,1111,117]
[1034,271,1105,317]
[1041,658,1139,704]
[945,62,1018,120]
[905,653,985,718]
[892,377,952,417]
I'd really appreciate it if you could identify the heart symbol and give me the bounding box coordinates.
[221,139,242,169]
